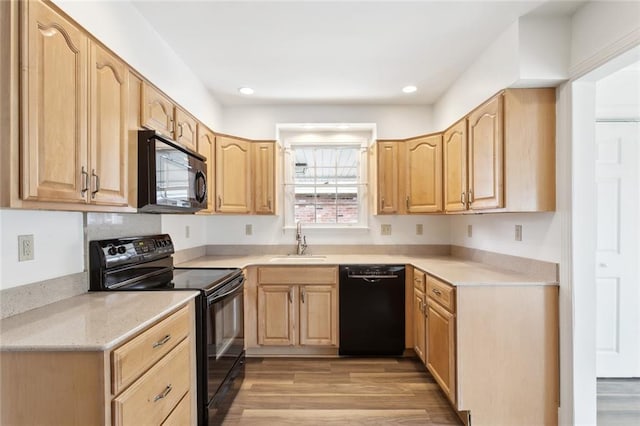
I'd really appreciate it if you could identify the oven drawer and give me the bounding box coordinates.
[426,275,455,312]
[161,391,192,426]
[113,337,191,426]
[112,304,190,394]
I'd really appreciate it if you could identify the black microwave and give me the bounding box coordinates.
[138,130,207,213]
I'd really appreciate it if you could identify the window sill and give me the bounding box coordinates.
[283,225,370,231]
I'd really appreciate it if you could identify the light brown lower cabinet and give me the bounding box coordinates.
[257,284,337,347]
[253,266,339,351]
[413,289,427,363]
[0,302,196,426]
[415,274,559,426]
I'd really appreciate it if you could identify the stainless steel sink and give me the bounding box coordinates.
[268,255,327,263]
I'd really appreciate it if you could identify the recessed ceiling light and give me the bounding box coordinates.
[402,85,417,94]
[238,87,254,95]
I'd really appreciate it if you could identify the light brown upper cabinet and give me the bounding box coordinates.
[376,141,401,214]
[88,42,129,206]
[174,107,197,151]
[468,94,504,210]
[141,83,197,151]
[21,0,89,204]
[197,125,215,213]
[141,83,174,140]
[215,135,252,213]
[253,142,276,214]
[405,134,443,213]
[443,118,468,212]
[444,88,556,213]
[21,1,127,207]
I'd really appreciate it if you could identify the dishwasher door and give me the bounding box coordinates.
[339,265,405,356]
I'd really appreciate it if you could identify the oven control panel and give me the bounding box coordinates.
[91,234,174,268]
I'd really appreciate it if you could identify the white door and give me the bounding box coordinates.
[595,121,640,377]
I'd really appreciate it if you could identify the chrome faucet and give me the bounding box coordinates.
[296,222,308,255]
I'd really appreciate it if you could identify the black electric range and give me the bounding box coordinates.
[89,234,244,425]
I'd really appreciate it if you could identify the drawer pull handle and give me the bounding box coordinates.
[432,288,442,296]
[153,384,173,402]
[152,335,171,348]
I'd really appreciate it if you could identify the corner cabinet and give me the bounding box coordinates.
[215,135,252,213]
[254,267,338,353]
[21,0,128,207]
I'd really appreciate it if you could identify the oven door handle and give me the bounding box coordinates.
[207,277,244,304]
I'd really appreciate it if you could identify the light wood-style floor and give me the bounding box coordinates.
[220,357,462,425]
[598,378,640,426]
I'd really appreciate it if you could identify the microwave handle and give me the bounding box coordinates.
[195,170,206,203]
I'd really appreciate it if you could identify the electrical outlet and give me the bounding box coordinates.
[381,224,392,236]
[18,234,34,261]
[245,224,253,236]
[467,224,473,238]
[515,224,523,241]
[185,225,190,239]
[416,224,423,235]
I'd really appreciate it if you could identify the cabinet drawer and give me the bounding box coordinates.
[258,266,337,285]
[161,391,192,426]
[113,338,191,426]
[427,276,455,312]
[413,268,426,292]
[112,305,191,394]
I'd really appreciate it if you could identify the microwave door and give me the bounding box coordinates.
[155,141,192,208]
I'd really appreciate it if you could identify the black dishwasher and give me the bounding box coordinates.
[339,265,405,356]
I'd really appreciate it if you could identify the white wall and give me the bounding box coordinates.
[161,214,208,251]
[0,210,84,290]
[206,214,450,247]
[52,0,223,129]
[570,1,640,76]
[449,213,561,262]
[518,15,570,83]
[222,104,434,140]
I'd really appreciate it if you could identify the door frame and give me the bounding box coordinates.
[562,44,640,425]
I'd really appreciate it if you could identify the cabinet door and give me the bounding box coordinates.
[299,285,337,346]
[406,134,443,213]
[89,43,128,206]
[413,290,426,363]
[22,0,88,203]
[215,136,251,213]
[257,285,296,346]
[468,93,504,210]
[426,300,456,404]
[377,141,400,214]
[253,142,275,214]
[141,83,174,139]
[197,125,215,213]
[175,107,197,151]
[443,118,467,212]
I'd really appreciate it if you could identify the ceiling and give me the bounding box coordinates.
[131,0,581,106]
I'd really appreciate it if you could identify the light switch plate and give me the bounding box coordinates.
[416,224,423,235]
[467,224,473,238]
[515,224,523,241]
[18,234,34,261]
[245,224,253,235]
[185,225,190,239]
[381,224,392,236]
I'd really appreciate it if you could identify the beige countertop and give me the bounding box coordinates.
[0,291,199,351]
[177,254,557,286]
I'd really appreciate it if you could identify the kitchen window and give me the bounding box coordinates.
[283,137,369,229]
